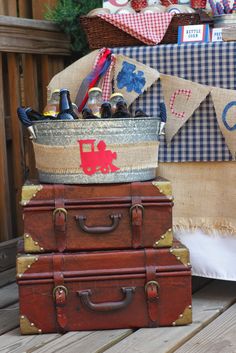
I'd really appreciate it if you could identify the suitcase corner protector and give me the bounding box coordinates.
[16,254,39,277]
[21,184,43,205]
[24,233,44,253]
[169,246,191,267]
[152,180,173,200]
[172,305,192,326]
[154,228,173,248]
[20,315,42,334]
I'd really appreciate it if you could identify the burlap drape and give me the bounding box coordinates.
[158,161,236,235]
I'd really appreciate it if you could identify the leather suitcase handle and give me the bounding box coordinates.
[75,214,121,234]
[78,287,135,311]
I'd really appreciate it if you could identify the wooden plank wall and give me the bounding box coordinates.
[0,2,71,242]
[0,0,57,19]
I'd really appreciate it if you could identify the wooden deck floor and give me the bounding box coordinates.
[1,267,236,353]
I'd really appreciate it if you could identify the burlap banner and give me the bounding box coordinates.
[47,52,236,160]
[211,87,236,160]
[114,54,160,107]
[48,50,99,103]
[160,74,211,144]
[48,50,160,108]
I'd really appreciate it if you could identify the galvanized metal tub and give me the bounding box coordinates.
[31,117,161,184]
[213,14,236,28]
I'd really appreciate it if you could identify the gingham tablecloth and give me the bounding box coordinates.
[99,13,173,45]
[112,42,236,162]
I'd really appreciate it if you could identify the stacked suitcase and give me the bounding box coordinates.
[17,177,192,334]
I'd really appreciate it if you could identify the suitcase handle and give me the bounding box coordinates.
[75,214,122,234]
[78,287,135,311]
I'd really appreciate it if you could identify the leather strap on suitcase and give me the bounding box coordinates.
[131,183,144,249]
[53,185,67,252]
[53,254,68,331]
[145,249,159,327]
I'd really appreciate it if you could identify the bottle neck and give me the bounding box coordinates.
[59,90,71,111]
[25,107,44,120]
[51,91,60,104]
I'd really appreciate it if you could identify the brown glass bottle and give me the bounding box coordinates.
[57,89,78,120]
[112,100,131,119]
[101,102,112,119]
[82,107,96,119]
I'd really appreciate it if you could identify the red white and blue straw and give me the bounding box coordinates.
[209,0,219,15]
[222,0,231,13]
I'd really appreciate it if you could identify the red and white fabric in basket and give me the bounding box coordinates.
[98,13,174,45]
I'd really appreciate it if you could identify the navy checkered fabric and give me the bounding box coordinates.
[112,42,236,162]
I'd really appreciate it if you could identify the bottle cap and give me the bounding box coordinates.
[109,92,124,99]
[50,89,60,100]
[101,101,111,107]
[88,87,102,94]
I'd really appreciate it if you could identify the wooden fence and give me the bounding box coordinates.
[0,6,71,242]
[0,0,57,19]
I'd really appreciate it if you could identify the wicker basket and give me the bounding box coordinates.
[80,13,201,48]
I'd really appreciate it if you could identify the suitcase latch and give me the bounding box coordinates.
[130,204,144,226]
[129,204,144,219]
[145,280,159,302]
[53,285,68,330]
[130,203,144,248]
[53,285,68,304]
[53,208,67,232]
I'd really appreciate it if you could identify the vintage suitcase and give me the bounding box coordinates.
[17,241,192,334]
[21,177,173,253]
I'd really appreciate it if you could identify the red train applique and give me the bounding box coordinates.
[78,139,120,175]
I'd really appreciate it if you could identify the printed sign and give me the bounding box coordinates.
[211,28,222,42]
[103,0,129,13]
[178,24,210,44]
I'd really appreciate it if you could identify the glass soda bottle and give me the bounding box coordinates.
[87,87,103,118]
[43,89,60,118]
[109,93,125,115]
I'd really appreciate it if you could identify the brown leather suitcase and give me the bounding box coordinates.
[21,177,173,253]
[17,241,192,334]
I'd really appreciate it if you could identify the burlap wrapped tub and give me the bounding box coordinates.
[31,117,161,184]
